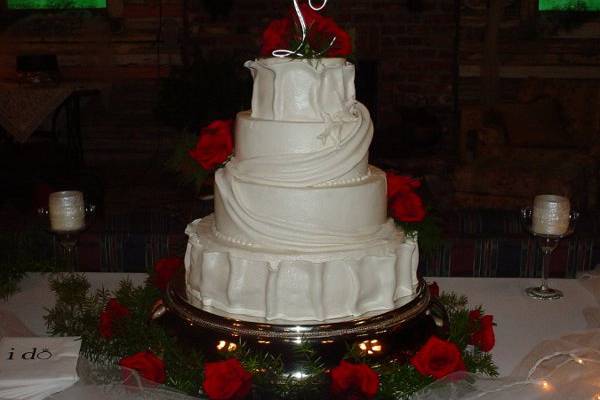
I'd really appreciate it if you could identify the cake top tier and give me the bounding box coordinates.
[246,57,356,122]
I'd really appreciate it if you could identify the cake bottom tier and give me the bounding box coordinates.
[184,215,419,322]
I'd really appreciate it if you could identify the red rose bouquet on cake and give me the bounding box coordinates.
[260,3,352,58]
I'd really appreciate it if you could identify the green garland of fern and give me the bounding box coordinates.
[164,131,210,193]
[45,274,497,399]
[0,229,64,299]
[397,211,442,256]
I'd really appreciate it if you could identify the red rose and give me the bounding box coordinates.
[203,359,252,400]
[309,15,352,57]
[386,172,421,200]
[153,257,183,292]
[428,282,440,298]
[385,172,426,222]
[410,336,465,379]
[189,120,234,170]
[260,4,352,57]
[330,360,379,399]
[260,18,293,57]
[389,191,426,222]
[99,298,130,339]
[469,310,496,352]
[323,23,352,57]
[119,351,166,384]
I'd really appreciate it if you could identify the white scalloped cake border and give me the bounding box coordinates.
[185,215,419,321]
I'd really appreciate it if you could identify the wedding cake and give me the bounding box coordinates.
[183,56,420,322]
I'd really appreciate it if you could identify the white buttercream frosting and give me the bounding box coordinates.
[234,111,369,183]
[246,57,356,122]
[185,216,419,321]
[229,102,371,187]
[214,166,391,252]
[184,57,419,322]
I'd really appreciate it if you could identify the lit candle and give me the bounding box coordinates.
[48,191,85,232]
[532,195,570,235]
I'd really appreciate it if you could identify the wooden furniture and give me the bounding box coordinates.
[0,83,100,167]
[453,80,600,209]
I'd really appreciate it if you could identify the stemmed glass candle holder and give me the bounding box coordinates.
[521,195,578,300]
[38,191,95,272]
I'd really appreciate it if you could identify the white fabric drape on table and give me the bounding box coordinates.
[2,268,599,400]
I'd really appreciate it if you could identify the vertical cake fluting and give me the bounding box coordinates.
[184,58,419,321]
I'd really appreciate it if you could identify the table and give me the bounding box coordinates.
[1,274,598,377]
[0,83,74,143]
[0,83,100,166]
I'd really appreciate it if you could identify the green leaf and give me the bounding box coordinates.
[44,273,498,399]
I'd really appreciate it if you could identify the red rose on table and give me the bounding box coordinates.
[119,351,166,384]
[389,191,426,222]
[330,360,379,399]
[203,359,252,400]
[153,257,183,292]
[260,18,293,56]
[469,310,496,352]
[99,298,130,339]
[410,336,465,379]
[189,120,234,170]
[428,282,440,298]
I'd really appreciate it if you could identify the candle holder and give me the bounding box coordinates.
[521,208,579,300]
[37,204,96,272]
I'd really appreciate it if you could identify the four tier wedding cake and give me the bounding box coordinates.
[183,55,420,322]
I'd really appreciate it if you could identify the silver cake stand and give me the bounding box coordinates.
[161,271,448,378]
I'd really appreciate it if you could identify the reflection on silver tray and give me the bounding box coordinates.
[166,271,433,341]
[161,270,448,375]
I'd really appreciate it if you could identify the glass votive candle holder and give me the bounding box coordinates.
[532,194,570,236]
[48,191,85,232]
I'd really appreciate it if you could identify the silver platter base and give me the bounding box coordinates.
[525,286,564,300]
[163,271,448,375]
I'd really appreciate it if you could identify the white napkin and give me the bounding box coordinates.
[0,337,81,400]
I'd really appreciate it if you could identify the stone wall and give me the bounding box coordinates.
[1,0,598,165]
[458,0,600,104]
[0,0,459,163]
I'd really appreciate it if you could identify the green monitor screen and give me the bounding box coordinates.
[7,0,106,9]
[539,0,600,11]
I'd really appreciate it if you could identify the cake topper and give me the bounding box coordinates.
[272,0,336,58]
[308,0,328,10]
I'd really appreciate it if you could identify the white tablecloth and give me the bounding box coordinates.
[1,273,598,377]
